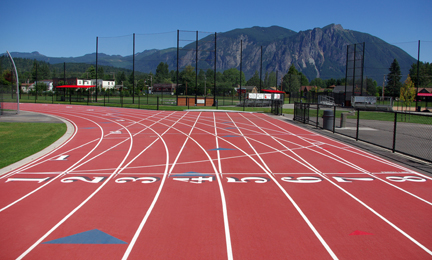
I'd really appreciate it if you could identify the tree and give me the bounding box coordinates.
[98,67,104,80]
[366,78,378,96]
[263,71,277,89]
[82,66,96,79]
[246,70,262,89]
[35,82,48,92]
[117,71,127,85]
[155,62,170,84]
[309,78,326,89]
[409,62,432,88]
[1,70,13,85]
[136,79,145,94]
[179,65,195,95]
[400,75,416,112]
[299,73,309,86]
[223,68,245,86]
[282,64,301,93]
[386,59,402,97]
[197,69,207,95]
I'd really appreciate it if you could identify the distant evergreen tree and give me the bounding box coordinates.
[386,59,402,97]
[282,64,301,93]
[246,70,262,88]
[409,62,432,88]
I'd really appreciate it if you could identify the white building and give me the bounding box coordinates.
[76,79,116,89]
[90,79,116,89]
[24,80,54,92]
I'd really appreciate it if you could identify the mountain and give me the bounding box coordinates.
[8,24,416,83]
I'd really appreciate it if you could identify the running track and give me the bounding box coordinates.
[1,103,431,259]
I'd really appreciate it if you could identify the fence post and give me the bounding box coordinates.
[138,94,140,109]
[392,112,398,153]
[104,94,106,107]
[332,105,336,133]
[356,109,360,141]
[157,96,159,110]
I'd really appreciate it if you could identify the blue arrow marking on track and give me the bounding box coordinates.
[222,135,241,138]
[42,229,127,244]
[224,127,237,129]
[208,148,236,151]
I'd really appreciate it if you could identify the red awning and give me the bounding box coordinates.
[418,93,432,97]
[262,89,285,94]
[56,85,96,89]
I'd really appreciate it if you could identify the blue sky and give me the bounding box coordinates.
[2,0,431,63]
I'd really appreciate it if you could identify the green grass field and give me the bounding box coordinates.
[0,122,66,169]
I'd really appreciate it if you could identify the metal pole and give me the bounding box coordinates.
[356,109,360,141]
[353,44,357,96]
[6,51,20,114]
[64,62,66,101]
[35,63,38,102]
[360,42,365,96]
[177,30,179,103]
[95,36,98,102]
[240,39,242,102]
[214,32,217,106]
[260,45,262,92]
[132,33,135,104]
[276,70,278,91]
[344,45,349,106]
[196,31,198,98]
[416,40,420,111]
[392,112,398,153]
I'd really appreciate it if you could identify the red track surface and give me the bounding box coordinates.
[1,103,431,259]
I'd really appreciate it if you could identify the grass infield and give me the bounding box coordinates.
[0,122,67,169]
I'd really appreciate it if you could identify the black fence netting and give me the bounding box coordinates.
[0,85,18,115]
[395,113,432,161]
[294,103,432,163]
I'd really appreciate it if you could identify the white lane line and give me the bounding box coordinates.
[122,112,188,260]
[226,113,273,174]
[256,114,432,255]
[260,116,432,206]
[17,113,135,260]
[114,111,178,176]
[213,112,233,260]
[116,110,234,260]
[214,113,223,176]
[0,116,105,213]
[168,112,202,175]
[0,118,78,179]
[228,113,338,259]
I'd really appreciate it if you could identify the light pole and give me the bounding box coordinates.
[204,75,207,96]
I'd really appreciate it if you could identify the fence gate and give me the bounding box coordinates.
[294,102,310,123]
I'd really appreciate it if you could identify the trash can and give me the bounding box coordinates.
[322,110,334,131]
